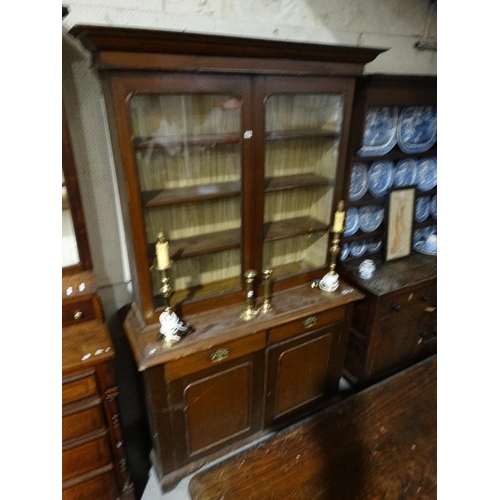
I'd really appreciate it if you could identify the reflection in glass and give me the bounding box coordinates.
[62,172,80,267]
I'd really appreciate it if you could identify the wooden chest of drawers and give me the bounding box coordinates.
[62,320,135,500]
[340,253,437,387]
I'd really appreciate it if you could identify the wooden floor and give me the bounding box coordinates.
[189,356,437,500]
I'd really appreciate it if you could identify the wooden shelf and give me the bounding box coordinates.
[264,174,332,192]
[346,186,436,208]
[148,228,241,262]
[352,144,437,163]
[154,275,242,308]
[263,216,328,243]
[265,129,340,141]
[142,181,241,207]
[342,228,385,243]
[134,133,241,150]
[414,218,437,229]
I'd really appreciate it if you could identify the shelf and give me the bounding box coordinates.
[263,216,329,243]
[134,132,241,150]
[346,194,386,208]
[154,275,242,309]
[270,260,320,280]
[342,228,385,243]
[148,228,241,262]
[414,218,437,229]
[265,129,340,141]
[352,144,437,163]
[264,174,332,192]
[141,181,241,207]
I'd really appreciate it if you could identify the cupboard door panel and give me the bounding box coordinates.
[265,324,345,427]
[170,350,265,461]
[62,469,118,500]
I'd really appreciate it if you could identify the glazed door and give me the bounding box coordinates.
[107,74,253,320]
[253,76,355,288]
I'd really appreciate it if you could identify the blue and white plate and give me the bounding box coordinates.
[340,243,350,261]
[413,226,436,245]
[430,194,437,219]
[359,204,385,233]
[413,240,437,256]
[344,207,360,237]
[397,106,437,153]
[349,163,369,201]
[394,158,418,187]
[415,196,431,222]
[368,160,395,198]
[357,107,399,157]
[416,157,437,191]
[366,237,383,253]
[349,241,367,259]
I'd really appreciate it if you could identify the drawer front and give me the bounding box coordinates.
[62,432,112,482]
[167,331,266,381]
[62,401,104,442]
[62,297,98,327]
[379,284,436,322]
[62,468,118,500]
[268,307,345,344]
[62,373,98,406]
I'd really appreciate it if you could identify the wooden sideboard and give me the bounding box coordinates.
[340,253,436,387]
[124,281,364,491]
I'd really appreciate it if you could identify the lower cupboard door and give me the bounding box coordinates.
[62,468,119,500]
[169,351,265,461]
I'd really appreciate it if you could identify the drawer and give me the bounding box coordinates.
[62,468,118,500]
[62,373,98,406]
[379,285,436,321]
[62,432,112,482]
[167,331,266,381]
[62,297,99,327]
[268,307,345,344]
[62,400,105,442]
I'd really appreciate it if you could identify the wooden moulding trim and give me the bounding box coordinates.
[69,25,387,65]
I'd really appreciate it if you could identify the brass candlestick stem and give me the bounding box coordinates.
[240,269,259,321]
[157,265,174,312]
[329,231,342,276]
[260,268,274,313]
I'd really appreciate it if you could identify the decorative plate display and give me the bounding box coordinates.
[359,204,384,233]
[366,237,383,253]
[397,106,437,153]
[368,160,395,197]
[416,157,437,191]
[413,240,437,256]
[430,194,437,219]
[344,207,360,237]
[415,196,431,222]
[349,240,367,259]
[340,243,350,261]
[394,158,418,187]
[349,163,369,201]
[357,107,399,157]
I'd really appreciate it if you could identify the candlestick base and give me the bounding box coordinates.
[240,306,259,321]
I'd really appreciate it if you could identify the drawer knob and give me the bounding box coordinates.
[420,329,428,338]
[303,316,318,329]
[391,303,402,312]
[73,310,84,320]
[210,348,230,363]
[420,293,432,302]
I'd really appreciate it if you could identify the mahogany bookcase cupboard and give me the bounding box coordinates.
[339,75,437,387]
[62,100,135,499]
[70,25,383,491]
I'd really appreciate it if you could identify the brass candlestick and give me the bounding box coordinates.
[157,265,174,312]
[240,269,259,321]
[260,268,274,313]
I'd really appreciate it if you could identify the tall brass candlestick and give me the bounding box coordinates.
[329,200,345,276]
[261,268,274,313]
[240,269,259,321]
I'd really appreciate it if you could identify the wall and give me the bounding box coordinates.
[62,0,437,331]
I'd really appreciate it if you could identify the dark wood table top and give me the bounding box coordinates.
[189,355,437,500]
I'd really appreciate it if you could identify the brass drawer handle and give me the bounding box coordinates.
[210,348,230,363]
[303,316,318,329]
[391,303,403,312]
[425,306,436,313]
[73,310,84,320]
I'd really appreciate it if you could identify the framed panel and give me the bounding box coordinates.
[384,186,415,262]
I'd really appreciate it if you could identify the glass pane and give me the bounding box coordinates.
[62,171,80,267]
[129,94,243,304]
[264,94,343,280]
